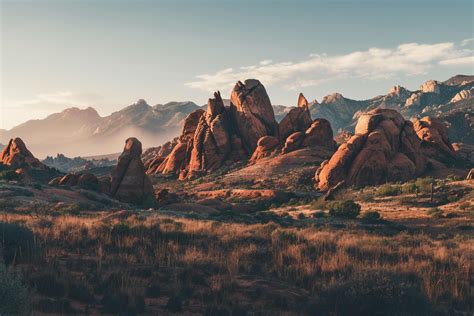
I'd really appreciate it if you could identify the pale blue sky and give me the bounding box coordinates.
[1,0,473,129]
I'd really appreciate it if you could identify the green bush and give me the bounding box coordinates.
[361,211,381,223]
[0,170,20,181]
[0,263,31,315]
[0,222,35,265]
[376,184,401,197]
[327,200,361,219]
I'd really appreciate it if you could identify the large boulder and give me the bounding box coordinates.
[230,79,279,152]
[315,109,426,191]
[249,136,279,164]
[413,117,457,165]
[109,138,155,204]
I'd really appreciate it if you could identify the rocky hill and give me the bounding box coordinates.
[309,75,474,144]
[0,100,200,157]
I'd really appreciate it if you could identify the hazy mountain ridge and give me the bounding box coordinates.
[0,100,200,157]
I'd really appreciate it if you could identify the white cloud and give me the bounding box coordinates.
[439,55,474,66]
[185,40,474,92]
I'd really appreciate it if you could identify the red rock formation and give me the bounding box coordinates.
[302,119,335,150]
[249,136,279,163]
[278,93,312,141]
[315,109,426,190]
[109,138,155,204]
[282,132,305,154]
[187,92,232,175]
[413,117,456,165]
[0,138,45,169]
[231,79,279,152]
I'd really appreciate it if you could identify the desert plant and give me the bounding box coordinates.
[0,222,35,265]
[361,211,382,223]
[312,271,432,315]
[415,177,433,194]
[327,200,361,219]
[427,208,443,218]
[0,263,31,315]
[376,184,401,196]
[0,170,20,181]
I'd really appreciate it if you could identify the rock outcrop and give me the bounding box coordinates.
[413,117,456,165]
[249,136,279,163]
[0,138,45,169]
[230,79,279,152]
[146,79,278,178]
[315,109,426,190]
[109,138,155,204]
[49,172,99,189]
[278,93,312,141]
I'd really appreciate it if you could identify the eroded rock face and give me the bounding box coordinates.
[145,80,277,179]
[278,93,312,141]
[413,117,456,165]
[302,119,335,150]
[231,79,279,152]
[187,92,233,176]
[249,136,279,164]
[0,138,45,169]
[109,138,155,204]
[420,80,441,94]
[315,109,426,191]
[49,172,99,189]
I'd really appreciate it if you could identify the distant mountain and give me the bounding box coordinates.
[0,100,200,157]
[307,75,474,144]
[2,75,472,157]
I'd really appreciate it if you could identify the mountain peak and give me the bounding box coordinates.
[321,93,344,104]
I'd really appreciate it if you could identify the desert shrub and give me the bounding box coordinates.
[313,271,432,316]
[0,170,20,181]
[145,283,161,298]
[312,211,326,218]
[68,281,95,303]
[0,222,35,265]
[101,292,145,315]
[166,295,183,312]
[427,208,443,218]
[36,298,76,314]
[415,177,433,194]
[297,212,306,220]
[327,200,361,219]
[401,182,418,194]
[310,197,328,210]
[111,223,130,236]
[271,230,299,245]
[375,184,401,197]
[30,272,66,297]
[459,202,471,211]
[361,211,381,223]
[0,263,31,315]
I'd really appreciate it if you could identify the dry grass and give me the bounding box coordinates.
[1,207,473,314]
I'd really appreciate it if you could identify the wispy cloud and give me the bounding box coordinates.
[5,91,103,109]
[186,40,474,92]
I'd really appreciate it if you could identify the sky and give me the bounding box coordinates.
[1,0,473,130]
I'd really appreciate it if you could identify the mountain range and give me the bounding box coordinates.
[1,75,472,157]
[0,100,200,157]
